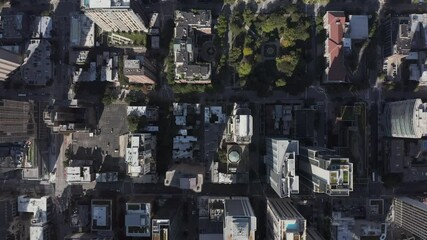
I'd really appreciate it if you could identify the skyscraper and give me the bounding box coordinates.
[81,0,147,32]
[223,197,257,240]
[298,147,353,196]
[0,48,22,81]
[393,197,427,239]
[0,99,34,143]
[264,138,300,198]
[266,198,307,240]
[384,99,427,139]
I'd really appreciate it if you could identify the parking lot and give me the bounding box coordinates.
[71,103,128,172]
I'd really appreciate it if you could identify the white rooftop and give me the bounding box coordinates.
[30,225,47,240]
[65,166,93,182]
[125,134,155,177]
[17,195,50,225]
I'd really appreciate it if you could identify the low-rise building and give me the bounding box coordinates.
[124,55,157,85]
[91,199,112,232]
[65,166,95,183]
[172,103,201,162]
[331,212,387,240]
[95,172,118,182]
[125,198,154,238]
[173,10,212,83]
[97,51,119,82]
[323,11,347,83]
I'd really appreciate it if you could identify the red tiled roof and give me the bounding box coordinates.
[325,11,346,82]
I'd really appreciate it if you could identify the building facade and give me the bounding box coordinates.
[0,48,22,81]
[384,99,427,139]
[298,147,353,196]
[393,197,427,239]
[264,138,300,198]
[81,0,147,32]
[266,198,307,240]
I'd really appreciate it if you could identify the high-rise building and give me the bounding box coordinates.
[393,197,427,239]
[266,198,307,240]
[81,0,147,32]
[17,195,52,240]
[384,99,427,138]
[264,138,300,198]
[298,147,353,196]
[223,197,257,240]
[224,103,253,145]
[0,48,22,81]
[0,99,35,143]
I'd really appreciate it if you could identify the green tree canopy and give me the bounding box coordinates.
[276,78,287,87]
[261,13,285,33]
[276,54,299,77]
[238,61,252,77]
[243,47,253,56]
[216,15,228,37]
[127,115,148,132]
[229,47,242,65]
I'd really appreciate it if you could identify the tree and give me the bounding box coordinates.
[261,13,284,33]
[243,8,255,26]
[229,47,242,65]
[238,61,252,77]
[276,54,299,77]
[243,47,253,56]
[216,15,228,37]
[276,78,287,87]
[127,115,148,132]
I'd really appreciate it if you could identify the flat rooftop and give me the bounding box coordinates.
[81,0,131,9]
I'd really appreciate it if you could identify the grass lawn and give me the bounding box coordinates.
[28,143,35,167]
[117,32,147,46]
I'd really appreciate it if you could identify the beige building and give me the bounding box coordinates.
[0,48,22,81]
[81,0,147,32]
